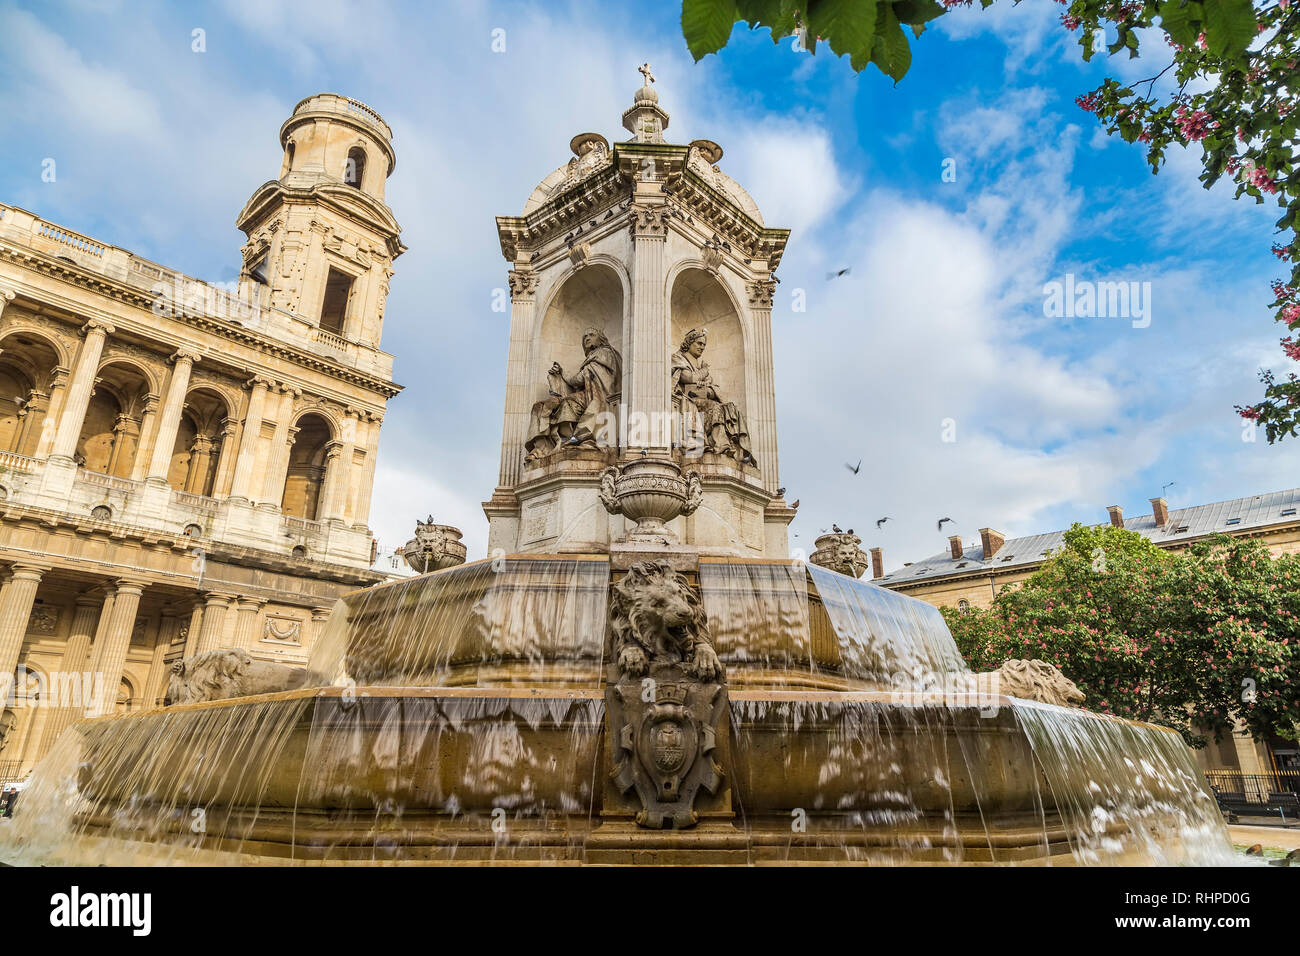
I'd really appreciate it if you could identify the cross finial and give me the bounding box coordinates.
[638,62,655,85]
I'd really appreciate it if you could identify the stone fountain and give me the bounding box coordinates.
[0,72,1236,867]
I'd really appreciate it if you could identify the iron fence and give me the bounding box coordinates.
[1205,770,1300,803]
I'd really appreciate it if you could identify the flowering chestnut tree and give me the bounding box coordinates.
[682,0,1300,439]
[941,523,1300,746]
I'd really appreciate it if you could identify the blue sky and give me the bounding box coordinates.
[0,0,1293,568]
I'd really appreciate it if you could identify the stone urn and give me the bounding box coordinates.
[400,517,467,574]
[809,530,868,578]
[599,457,702,541]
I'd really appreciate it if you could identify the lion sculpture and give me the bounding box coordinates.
[166,649,309,705]
[976,658,1086,708]
[609,561,724,682]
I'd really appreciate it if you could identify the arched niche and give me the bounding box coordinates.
[282,412,333,520]
[670,267,747,417]
[0,331,62,456]
[535,263,625,403]
[168,387,230,496]
[80,361,152,477]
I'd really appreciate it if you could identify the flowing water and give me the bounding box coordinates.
[0,556,1240,865]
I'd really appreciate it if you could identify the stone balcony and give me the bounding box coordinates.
[0,203,396,381]
[0,451,376,572]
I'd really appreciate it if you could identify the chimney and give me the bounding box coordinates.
[948,535,963,560]
[1150,497,1168,528]
[1106,504,1124,528]
[979,528,1004,561]
[870,547,884,580]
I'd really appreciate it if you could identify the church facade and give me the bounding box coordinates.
[0,93,403,776]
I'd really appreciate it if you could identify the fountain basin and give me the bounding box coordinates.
[0,555,1235,866]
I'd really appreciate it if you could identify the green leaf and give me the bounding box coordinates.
[870,2,912,82]
[1157,0,1200,49]
[892,0,945,27]
[682,0,740,61]
[735,0,800,40]
[1202,0,1257,60]
[806,0,880,68]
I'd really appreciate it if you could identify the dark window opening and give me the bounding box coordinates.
[248,255,269,285]
[344,147,366,189]
[319,268,353,335]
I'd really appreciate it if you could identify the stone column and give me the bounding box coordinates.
[183,435,214,493]
[0,563,50,698]
[258,385,300,508]
[210,418,240,498]
[195,592,234,654]
[34,367,70,459]
[182,601,203,658]
[86,579,145,718]
[231,598,265,651]
[628,206,670,452]
[50,319,114,461]
[316,440,347,522]
[321,410,360,523]
[145,349,200,482]
[141,611,178,708]
[498,269,537,487]
[37,593,107,754]
[350,413,382,530]
[128,393,161,481]
[747,277,779,491]
[227,377,273,502]
[13,388,47,454]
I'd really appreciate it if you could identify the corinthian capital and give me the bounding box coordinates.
[507,270,537,301]
[629,205,669,239]
[747,277,777,309]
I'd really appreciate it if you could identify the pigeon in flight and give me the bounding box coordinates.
[937,517,954,532]
[875,517,891,530]
[845,460,862,475]
[826,268,851,280]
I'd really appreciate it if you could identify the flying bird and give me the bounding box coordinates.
[875,517,891,530]
[937,517,954,532]
[826,268,851,280]
[845,460,862,475]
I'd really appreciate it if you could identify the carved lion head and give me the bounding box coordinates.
[610,561,711,660]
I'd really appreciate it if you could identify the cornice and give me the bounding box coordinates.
[0,243,403,399]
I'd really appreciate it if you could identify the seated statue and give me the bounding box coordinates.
[671,328,757,468]
[525,327,622,462]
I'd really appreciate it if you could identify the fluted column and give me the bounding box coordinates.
[36,593,106,754]
[316,440,347,522]
[321,410,359,522]
[0,563,50,698]
[50,319,114,461]
[498,269,537,486]
[182,601,203,658]
[34,367,70,459]
[227,376,273,501]
[628,206,670,452]
[129,394,160,481]
[141,611,178,708]
[210,418,240,498]
[351,412,382,530]
[258,385,300,507]
[86,578,145,717]
[747,277,779,490]
[146,349,200,482]
[231,598,265,650]
[195,592,233,654]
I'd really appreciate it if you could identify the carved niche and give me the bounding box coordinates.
[605,561,728,829]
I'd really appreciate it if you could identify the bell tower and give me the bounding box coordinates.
[235,93,406,349]
[485,69,796,559]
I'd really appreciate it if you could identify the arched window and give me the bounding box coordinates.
[282,414,333,520]
[957,599,971,615]
[344,147,366,189]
